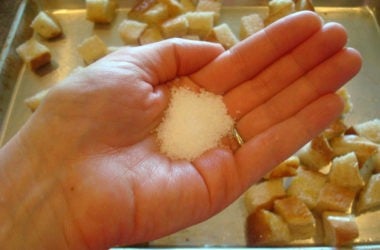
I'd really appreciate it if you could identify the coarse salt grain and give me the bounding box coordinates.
[156,86,235,161]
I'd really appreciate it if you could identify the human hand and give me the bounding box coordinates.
[0,11,361,249]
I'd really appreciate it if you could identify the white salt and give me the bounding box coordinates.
[156,86,235,161]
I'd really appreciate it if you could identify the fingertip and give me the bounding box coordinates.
[345,47,363,73]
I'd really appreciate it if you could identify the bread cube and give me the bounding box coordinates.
[181,34,200,40]
[315,183,356,213]
[329,152,365,192]
[86,0,117,24]
[356,173,380,213]
[185,11,214,39]
[180,0,196,12]
[240,14,264,40]
[128,0,158,21]
[337,88,353,116]
[139,27,164,45]
[264,155,299,179]
[118,20,148,45]
[143,2,170,24]
[24,88,50,112]
[212,23,239,49]
[16,38,51,70]
[77,35,108,64]
[294,0,315,11]
[30,11,62,39]
[351,119,380,144]
[322,212,359,246]
[287,168,327,209]
[196,0,222,22]
[297,135,334,171]
[159,0,185,17]
[274,196,316,240]
[330,135,378,166]
[244,179,286,214]
[264,0,295,26]
[246,209,291,245]
[161,15,188,38]
[322,118,348,140]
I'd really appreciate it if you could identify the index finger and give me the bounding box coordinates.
[190,11,323,94]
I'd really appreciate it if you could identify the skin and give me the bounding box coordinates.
[0,12,361,249]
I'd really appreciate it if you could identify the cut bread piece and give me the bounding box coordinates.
[244,179,286,214]
[337,88,353,115]
[294,0,315,11]
[16,38,51,70]
[159,0,185,17]
[287,167,327,209]
[143,2,170,24]
[180,0,196,12]
[356,173,380,213]
[297,135,334,171]
[161,15,188,38]
[196,0,222,22]
[24,88,50,112]
[315,182,356,213]
[139,26,164,45]
[128,0,158,22]
[264,0,295,26]
[274,196,316,240]
[30,11,62,39]
[185,11,214,39]
[264,155,299,179]
[239,13,264,40]
[212,23,239,49]
[329,152,365,193]
[351,119,380,144]
[330,135,378,167]
[246,209,291,245]
[118,20,148,45]
[86,0,117,24]
[322,212,359,246]
[322,118,348,140]
[77,35,108,64]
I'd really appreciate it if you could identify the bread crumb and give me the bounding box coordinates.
[156,86,234,161]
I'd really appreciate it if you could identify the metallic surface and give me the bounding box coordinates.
[0,0,379,247]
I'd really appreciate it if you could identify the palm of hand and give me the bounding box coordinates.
[21,12,361,248]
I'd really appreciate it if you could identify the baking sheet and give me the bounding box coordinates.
[0,0,379,247]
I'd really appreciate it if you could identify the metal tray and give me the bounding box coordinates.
[0,0,379,247]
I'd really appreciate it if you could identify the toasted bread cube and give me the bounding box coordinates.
[77,35,108,64]
[370,151,380,173]
[180,0,196,12]
[322,118,348,140]
[128,0,158,21]
[139,26,163,45]
[264,155,299,179]
[264,0,295,26]
[118,20,148,45]
[86,0,117,24]
[330,135,378,166]
[351,119,380,144]
[294,0,315,11]
[329,152,365,192]
[16,38,51,70]
[185,11,214,39]
[161,15,188,38]
[30,11,62,39]
[212,23,239,49]
[322,212,359,246]
[159,0,185,17]
[274,196,316,240]
[196,0,222,22]
[143,2,170,24]
[297,135,334,171]
[24,88,50,112]
[337,88,353,115]
[240,14,264,40]
[357,173,380,213]
[246,209,291,245]
[287,168,327,209]
[316,183,356,213]
[244,179,286,214]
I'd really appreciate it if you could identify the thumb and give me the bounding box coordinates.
[108,38,225,86]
